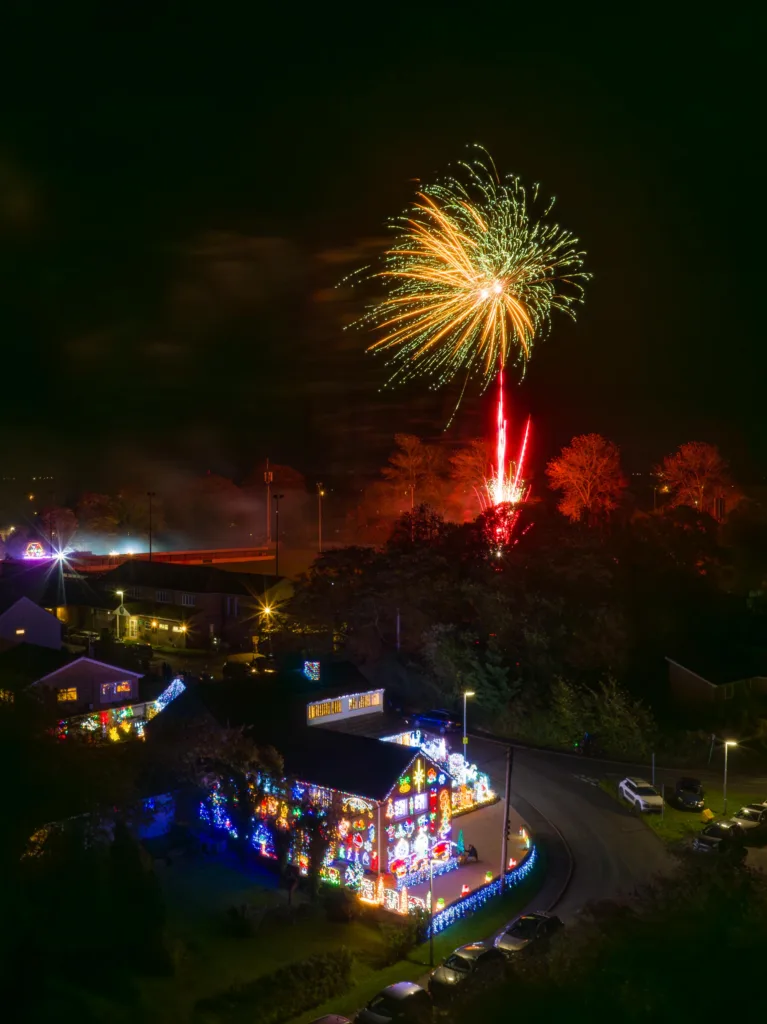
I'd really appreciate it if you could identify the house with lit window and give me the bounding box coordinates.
[149,671,455,896]
[97,561,290,650]
[0,642,144,715]
[0,596,63,650]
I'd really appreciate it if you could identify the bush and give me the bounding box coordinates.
[194,947,353,1024]
[378,908,429,966]
[322,885,359,923]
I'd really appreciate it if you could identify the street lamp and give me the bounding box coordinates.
[116,591,124,640]
[317,483,325,554]
[462,690,475,763]
[723,740,737,817]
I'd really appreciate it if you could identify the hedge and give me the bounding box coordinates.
[194,947,353,1024]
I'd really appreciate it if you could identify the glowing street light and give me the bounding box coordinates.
[463,690,476,762]
[723,740,737,817]
[116,591,124,641]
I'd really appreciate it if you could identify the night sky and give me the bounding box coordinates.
[1,16,762,493]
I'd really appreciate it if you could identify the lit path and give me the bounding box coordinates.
[405,799,528,907]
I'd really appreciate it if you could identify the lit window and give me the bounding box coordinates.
[414,792,428,812]
[57,688,78,702]
[0,689,14,703]
[101,681,132,701]
[392,798,408,819]
[158,623,169,630]
[15,628,25,636]
[129,618,138,638]
[307,699,342,720]
[349,691,381,711]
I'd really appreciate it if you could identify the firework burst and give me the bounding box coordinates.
[357,145,589,395]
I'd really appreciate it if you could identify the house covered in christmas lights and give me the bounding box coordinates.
[149,675,455,891]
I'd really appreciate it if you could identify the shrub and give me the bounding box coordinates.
[378,907,429,965]
[194,947,353,1024]
[322,885,359,923]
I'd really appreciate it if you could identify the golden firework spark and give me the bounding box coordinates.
[356,146,589,393]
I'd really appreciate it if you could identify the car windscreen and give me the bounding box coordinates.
[733,809,757,820]
[635,786,657,796]
[509,917,540,938]
[443,955,472,971]
[368,995,397,1016]
[703,826,727,838]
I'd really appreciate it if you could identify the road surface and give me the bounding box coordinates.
[470,741,679,919]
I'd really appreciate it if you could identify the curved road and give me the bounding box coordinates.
[471,741,767,920]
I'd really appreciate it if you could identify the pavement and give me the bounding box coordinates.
[405,799,529,907]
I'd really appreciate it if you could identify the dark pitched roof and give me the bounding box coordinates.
[99,561,281,597]
[152,680,420,802]
[122,599,188,621]
[0,561,116,612]
[668,647,767,686]
[0,642,75,691]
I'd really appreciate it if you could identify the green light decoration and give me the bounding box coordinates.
[456,829,465,855]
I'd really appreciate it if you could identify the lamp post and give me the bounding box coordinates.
[116,591,124,640]
[264,460,273,543]
[317,483,325,554]
[273,494,285,577]
[147,492,156,562]
[462,690,475,764]
[723,740,737,817]
[429,848,434,967]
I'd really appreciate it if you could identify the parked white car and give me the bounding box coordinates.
[618,777,664,812]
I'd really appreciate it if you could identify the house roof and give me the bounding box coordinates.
[667,648,767,687]
[121,599,188,621]
[99,561,283,597]
[36,656,144,685]
[0,561,117,612]
[150,679,424,802]
[0,642,75,691]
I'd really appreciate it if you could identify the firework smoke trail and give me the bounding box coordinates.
[354,145,589,404]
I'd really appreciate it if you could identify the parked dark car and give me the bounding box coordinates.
[356,982,431,1023]
[493,911,564,956]
[405,709,460,733]
[674,777,705,811]
[692,820,745,853]
[428,941,506,1006]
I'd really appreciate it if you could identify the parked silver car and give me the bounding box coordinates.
[494,911,564,955]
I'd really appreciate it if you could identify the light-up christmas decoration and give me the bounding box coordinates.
[23,541,46,559]
[303,660,320,681]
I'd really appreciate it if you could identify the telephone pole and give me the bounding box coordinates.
[317,482,325,553]
[264,460,273,543]
[273,494,285,577]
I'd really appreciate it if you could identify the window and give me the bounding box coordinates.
[307,699,342,720]
[172,625,186,633]
[181,593,195,607]
[14,628,25,636]
[158,623,169,630]
[226,596,239,616]
[0,689,14,703]
[414,792,428,812]
[125,587,139,598]
[156,590,171,603]
[129,618,138,638]
[57,687,78,702]
[101,681,132,701]
[349,691,381,711]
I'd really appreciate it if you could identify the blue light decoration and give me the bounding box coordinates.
[429,846,537,935]
[303,660,320,681]
[155,677,186,711]
[395,856,459,890]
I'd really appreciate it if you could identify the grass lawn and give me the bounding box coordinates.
[135,843,546,1023]
[290,842,548,1024]
[599,779,760,845]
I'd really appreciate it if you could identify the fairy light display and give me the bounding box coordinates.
[381,732,495,815]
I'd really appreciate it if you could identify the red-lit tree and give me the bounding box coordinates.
[658,442,737,519]
[546,434,626,524]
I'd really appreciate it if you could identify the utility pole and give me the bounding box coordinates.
[317,482,325,553]
[264,460,273,543]
[273,494,284,577]
[48,488,55,556]
[147,492,156,562]
[396,608,401,652]
[499,745,514,890]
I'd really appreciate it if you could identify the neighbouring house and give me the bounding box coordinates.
[0,560,119,639]
[667,651,767,706]
[97,561,290,651]
[0,642,144,713]
[0,596,63,650]
[149,668,455,895]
